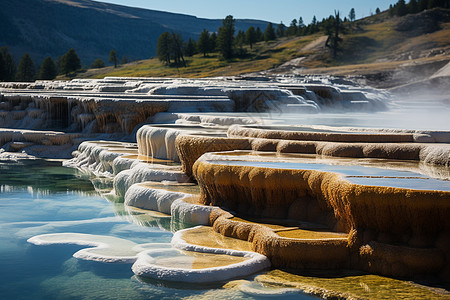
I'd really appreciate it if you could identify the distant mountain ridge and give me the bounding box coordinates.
[0,0,269,66]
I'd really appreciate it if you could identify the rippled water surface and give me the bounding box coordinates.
[0,160,314,300]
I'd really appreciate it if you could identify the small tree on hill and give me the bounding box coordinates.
[210,32,217,51]
[296,17,306,35]
[217,15,235,59]
[408,0,419,13]
[389,4,395,16]
[16,53,35,82]
[197,29,211,56]
[431,0,447,9]
[298,17,305,30]
[255,27,264,42]
[325,11,345,58]
[245,26,257,49]
[60,48,81,75]
[276,22,286,38]
[235,30,246,56]
[310,16,318,33]
[38,57,57,80]
[0,47,16,81]
[91,59,105,69]
[396,0,408,16]
[264,23,276,42]
[418,0,428,10]
[286,19,298,36]
[0,53,4,81]
[157,32,172,65]
[170,32,186,67]
[109,49,117,68]
[349,8,356,21]
[184,38,197,57]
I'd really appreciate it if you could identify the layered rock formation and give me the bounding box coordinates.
[64,117,450,283]
[0,76,387,138]
[175,125,450,179]
[6,76,448,287]
[193,152,450,278]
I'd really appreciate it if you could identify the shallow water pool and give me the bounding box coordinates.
[0,160,314,299]
[206,158,450,191]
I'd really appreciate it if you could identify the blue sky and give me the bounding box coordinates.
[98,0,397,24]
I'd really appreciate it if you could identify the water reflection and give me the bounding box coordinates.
[0,160,96,194]
[1,160,447,299]
[0,160,176,300]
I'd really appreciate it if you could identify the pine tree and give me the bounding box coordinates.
[38,57,57,80]
[210,32,217,51]
[245,26,257,49]
[184,38,197,57]
[235,30,246,46]
[157,32,171,65]
[264,23,276,42]
[109,49,117,68]
[197,29,211,56]
[0,53,5,81]
[298,17,305,35]
[428,0,450,8]
[408,0,418,13]
[0,47,16,81]
[60,48,81,75]
[276,22,286,38]
[418,0,428,10]
[170,32,186,67]
[16,53,35,82]
[396,0,408,16]
[389,4,395,16]
[376,7,381,14]
[235,30,246,56]
[286,19,298,36]
[217,15,235,59]
[310,16,318,33]
[325,11,345,58]
[349,8,356,21]
[255,27,264,42]
[91,59,105,69]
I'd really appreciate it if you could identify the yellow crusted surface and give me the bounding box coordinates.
[256,269,450,300]
[180,226,252,252]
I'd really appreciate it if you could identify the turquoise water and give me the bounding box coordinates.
[0,160,314,299]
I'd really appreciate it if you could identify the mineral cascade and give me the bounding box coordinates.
[1,76,449,292]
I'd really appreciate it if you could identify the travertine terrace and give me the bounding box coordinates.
[2,76,449,287]
[0,76,386,136]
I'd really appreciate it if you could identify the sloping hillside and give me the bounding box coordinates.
[78,8,450,89]
[274,8,450,88]
[0,0,268,65]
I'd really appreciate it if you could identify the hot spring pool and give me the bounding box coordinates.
[0,160,315,299]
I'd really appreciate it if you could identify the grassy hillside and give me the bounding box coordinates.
[76,8,450,80]
[77,34,318,79]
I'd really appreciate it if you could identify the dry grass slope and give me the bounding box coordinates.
[72,8,450,84]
